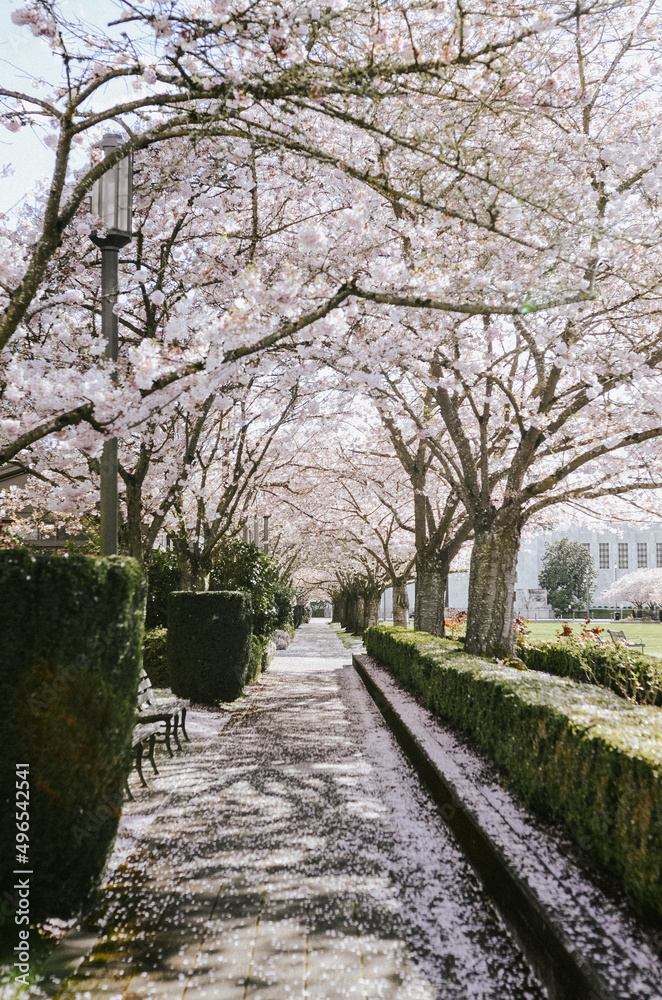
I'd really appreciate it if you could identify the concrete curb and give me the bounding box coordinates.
[353,651,662,1000]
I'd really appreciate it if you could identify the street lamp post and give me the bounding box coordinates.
[89,134,133,556]
[263,514,270,555]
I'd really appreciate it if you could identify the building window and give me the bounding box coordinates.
[638,543,648,568]
[618,543,628,569]
[599,543,609,570]
[657,543,662,568]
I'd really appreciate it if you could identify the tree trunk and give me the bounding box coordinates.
[344,595,357,633]
[353,596,365,635]
[415,550,448,637]
[122,477,144,565]
[173,538,210,592]
[465,521,521,658]
[363,593,381,631]
[392,579,410,627]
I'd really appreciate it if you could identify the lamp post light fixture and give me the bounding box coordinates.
[89,134,133,556]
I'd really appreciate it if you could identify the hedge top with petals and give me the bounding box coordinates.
[365,625,662,767]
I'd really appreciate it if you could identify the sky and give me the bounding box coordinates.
[0,0,125,214]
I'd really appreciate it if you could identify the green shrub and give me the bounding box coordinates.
[246,635,276,685]
[0,551,146,925]
[145,549,180,629]
[210,540,280,637]
[365,624,662,920]
[247,635,265,685]
[518,639,662,706]
[168,591,252,704]
[142,627,169,687]
[273,582,296,631]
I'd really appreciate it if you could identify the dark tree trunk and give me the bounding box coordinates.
[353,596,365,635]
[465,521,521,658]
[415,550,448,637]
[392,578,409,627]
[363,593,381,631]
[344,595,357,634]
[122,478,144,565]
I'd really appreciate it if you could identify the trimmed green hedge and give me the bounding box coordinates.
[0,551,146,925]
[168,591,252,704]
[518,640,662,706]
[247,635,265,685]
[143,627,169,687]
[247,636,276,684]
[365,624,662,920]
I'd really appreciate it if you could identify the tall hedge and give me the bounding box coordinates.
[365,624,662,920]
[0,551,146,925]
[168,591,252,704]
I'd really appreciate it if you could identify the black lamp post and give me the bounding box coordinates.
[90,134,133,556]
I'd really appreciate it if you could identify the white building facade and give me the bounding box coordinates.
[447,524,662,615]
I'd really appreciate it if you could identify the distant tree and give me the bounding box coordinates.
[539,539,597,616]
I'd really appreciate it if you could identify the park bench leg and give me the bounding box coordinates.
[147,733,159,775]
[180,707,190,742]
[165,719,177,757]
[172,713,182,751]
[135,741,148,787]
[124,779,134,802]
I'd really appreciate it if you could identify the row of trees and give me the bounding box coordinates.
[3,2,662,655]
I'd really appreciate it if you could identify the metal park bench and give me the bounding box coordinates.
[607,629,645,653]
[126,670,190,797]
[126,723,161,800]
[135,668,190,756]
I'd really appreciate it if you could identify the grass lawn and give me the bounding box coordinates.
[527,620,662,657]
[329,622,364,648]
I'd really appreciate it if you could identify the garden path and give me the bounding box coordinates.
[51,621,543,1000]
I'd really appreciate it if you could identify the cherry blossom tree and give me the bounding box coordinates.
[603,569,662,611]
[4,1,662,655]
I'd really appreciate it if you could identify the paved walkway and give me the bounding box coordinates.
[50,622,543,999]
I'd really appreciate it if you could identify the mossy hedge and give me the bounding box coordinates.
[247,635,265,685]
[168,591,252,704]
[142,627,169,687]
[243,633,276,686]
[518,640,662,706]
[0,550,146,925]
[365,624,662,920]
